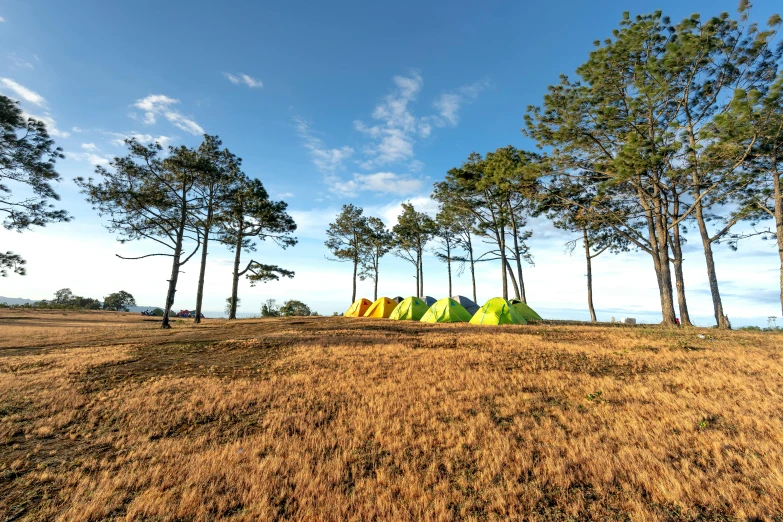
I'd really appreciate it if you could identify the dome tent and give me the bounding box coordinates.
[470,297,527,325]
[363,297,398,318]
[509,299,542,322]
[389,296,430,321]
[392,296,404,303]
[451,295,480,316]
[344,298,372,317]
[421,296,437,307]
[420,297,472,323]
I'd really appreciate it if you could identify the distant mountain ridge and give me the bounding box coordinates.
[0,296,37,305]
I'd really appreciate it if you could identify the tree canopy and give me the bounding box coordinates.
[103,290,136,312]
[1,95,69,276]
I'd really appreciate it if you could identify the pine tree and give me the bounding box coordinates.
[192,135,242,324]
[358,216,393,301]
[77,140,204,328]
[1,95,69,276]
[392,203,435,296]
[325,204,369,303]
[220,177,296,320]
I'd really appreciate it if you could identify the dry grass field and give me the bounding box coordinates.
[1,309,782,521]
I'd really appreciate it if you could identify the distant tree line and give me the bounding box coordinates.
[327,5,783,328]
[0,287,136,311]
[260,298,318,317]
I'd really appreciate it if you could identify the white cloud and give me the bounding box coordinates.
[433,93,462,126]
[163,110,204,134]
[296,74,485,193]
[326,171,423,197]
[81,142,98,151]
[68,152,111,166]
[132,94,203,135]
[0,77,46,107]
[287,207,340,240]
[223,72,263,88]
[276,192,294,198]
[8,53,34,70]
[365,195,439,230]
[72,126,86,133]
[134,94,178,113]
[353,72,425,168]
[294,117,354,173]
[352,74,487,169]
[105,131,173,148]
[432,80,488,127]
[0,17,5,23]
[408,160,425,172]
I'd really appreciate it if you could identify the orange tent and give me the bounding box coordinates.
[363,297,397,318]
[344,298,372,317]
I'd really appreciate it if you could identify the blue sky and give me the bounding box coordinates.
[0,0,781,325]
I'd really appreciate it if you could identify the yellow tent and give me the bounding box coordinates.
[363,297,397,318]
[344,298,372,317]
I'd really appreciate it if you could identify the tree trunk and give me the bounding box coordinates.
[695,203,729,328]
[670,203,692,326]
[645,188,677,326]
[162,187,188,329]
[505,259,521,300]
[162,240,182,329]
[373,258,378,301]
[194,222,210,325]
[446,240,452,297]
[414,256,419,297]
[499,227,508,300]
[670,244,691,326]
[508,204,527,303]
[774,165,783,317]
[229,231,243,320]
[466,232,477,303]
[685,116,728,328]
[352,254,358,303]
[469,246,477,304]
[583,228,597,323]
[655,230,678,326]
[418,247,424,297]
[518,266,527,303]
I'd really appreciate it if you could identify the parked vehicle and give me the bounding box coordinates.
[174,310,205,319]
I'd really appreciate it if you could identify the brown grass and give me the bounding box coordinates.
[1,309,782,521]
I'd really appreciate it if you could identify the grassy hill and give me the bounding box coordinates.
[1,310,781,520]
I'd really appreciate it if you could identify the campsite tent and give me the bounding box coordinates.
[344,298,372,317]
[420,297,473,323]
[392,296,404,304]
[509,299,542,322]
[451,295,480,316]
[363,297,398,318]
[389,296,430,321]
[470,297,527,325]
[421,296,437,307]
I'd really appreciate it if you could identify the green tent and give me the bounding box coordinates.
[470,297,527,325]
[420,297,472,323]
[389,296,430,321]
[509,299,542,321]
